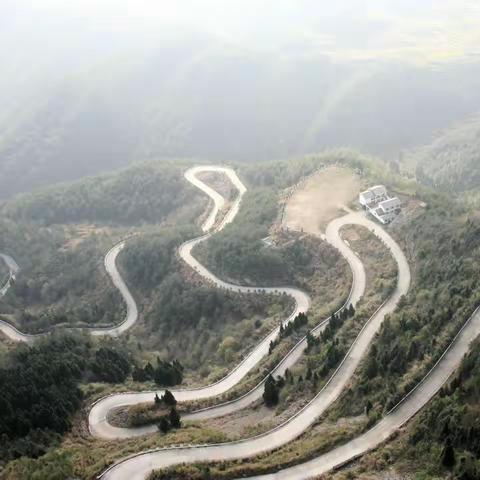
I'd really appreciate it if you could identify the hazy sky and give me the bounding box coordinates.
[1,0,479,115]
[4,0,480,62]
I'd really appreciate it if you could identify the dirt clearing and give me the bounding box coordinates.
[283,167,360,235]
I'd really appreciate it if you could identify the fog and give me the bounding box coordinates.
[1,0,480,197]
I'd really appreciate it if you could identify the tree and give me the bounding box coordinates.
[306,331,317,349]
[263,375,279,407]
[162,389,177,406]
[90,346,131,383]
[441,438,456,468]
[158,417,170,434]
[144,362,155,379]
[132,366,147,382]
[154,393,161,405]
[169,408,181,429]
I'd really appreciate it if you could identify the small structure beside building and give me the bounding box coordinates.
[359,186,401,224]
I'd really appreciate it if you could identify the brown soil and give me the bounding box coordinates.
[283,167,360,235]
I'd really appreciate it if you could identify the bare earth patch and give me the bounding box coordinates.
[283,167,360,235]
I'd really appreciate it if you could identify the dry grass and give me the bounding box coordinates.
[283,167,360,235]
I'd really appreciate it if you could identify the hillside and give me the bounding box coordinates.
[414,117,480,192]
[0,160,206,333]
[2,45,480,198]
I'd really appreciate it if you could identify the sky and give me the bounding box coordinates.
[1,0,479,116]
[3,0,480,63]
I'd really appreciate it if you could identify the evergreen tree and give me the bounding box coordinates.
[144,362,155,379]
[306,331,316,349]
[162,389,177,406]
[154,393,161,405]
[263,375,279,407]
[158,417,170,434]
[169,407,181,429]
[442,438,456,468]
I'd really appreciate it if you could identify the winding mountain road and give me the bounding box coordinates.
[89,166,311,439]
[96,172,413,480]
[0,243,138,342]
[3,165,479,480]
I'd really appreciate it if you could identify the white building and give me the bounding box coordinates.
[359,185,388,207]
[359,186,401,224]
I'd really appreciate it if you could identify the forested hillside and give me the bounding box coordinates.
[2,52,480,198]
[0,160,205,332]
[0,334,136,465]
[1,160,204,226]
[414,117,480,192]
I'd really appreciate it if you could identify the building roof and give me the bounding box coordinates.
[378,197,401,210]
[359,190,375,200]
[370,185,387,197]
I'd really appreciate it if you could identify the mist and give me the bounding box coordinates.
[1,0,480,197]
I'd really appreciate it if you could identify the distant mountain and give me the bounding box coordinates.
[414,117,480,192]
[1,35,480,198]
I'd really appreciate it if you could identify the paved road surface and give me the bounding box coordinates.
[241,301,480,479]
[90,166,311,439]
[98,208,410,478]
[0,243,138,342]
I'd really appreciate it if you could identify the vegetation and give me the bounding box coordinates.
[263,374,281,407]
[335,339,480,480]
[2,161,204,226]
[132,358,184,387]
[333,191,480,423]
[414,117,480,192]
[194,187,288,285]
[0,334,112,464]
[147,415,367,480]
[0,160,207,334]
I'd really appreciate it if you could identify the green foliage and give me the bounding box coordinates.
[169,407,181,429]
[263,374,280,407]
[337,192,480,418]
[154,359,184,387]
[1,449,75,480]
[156,408,181,434]
[3,161,202,226]
[241,150,370,190]
[121,227,197,290]
[389,340,480,478]
[269,313,310,354]
[0,334,88,462]
[132,359,183,386]
[162,390,177,406]
[90,346,132,383]
[414,117,480,192]
[194,187,288,285]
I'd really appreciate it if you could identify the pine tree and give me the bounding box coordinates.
[158,417,170,433]
[263,375,279,407]
[306,331,316,349]
[169,407,181,429]
[162,389,177,406]
[154,393,161,405]
[441,438,456,468]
